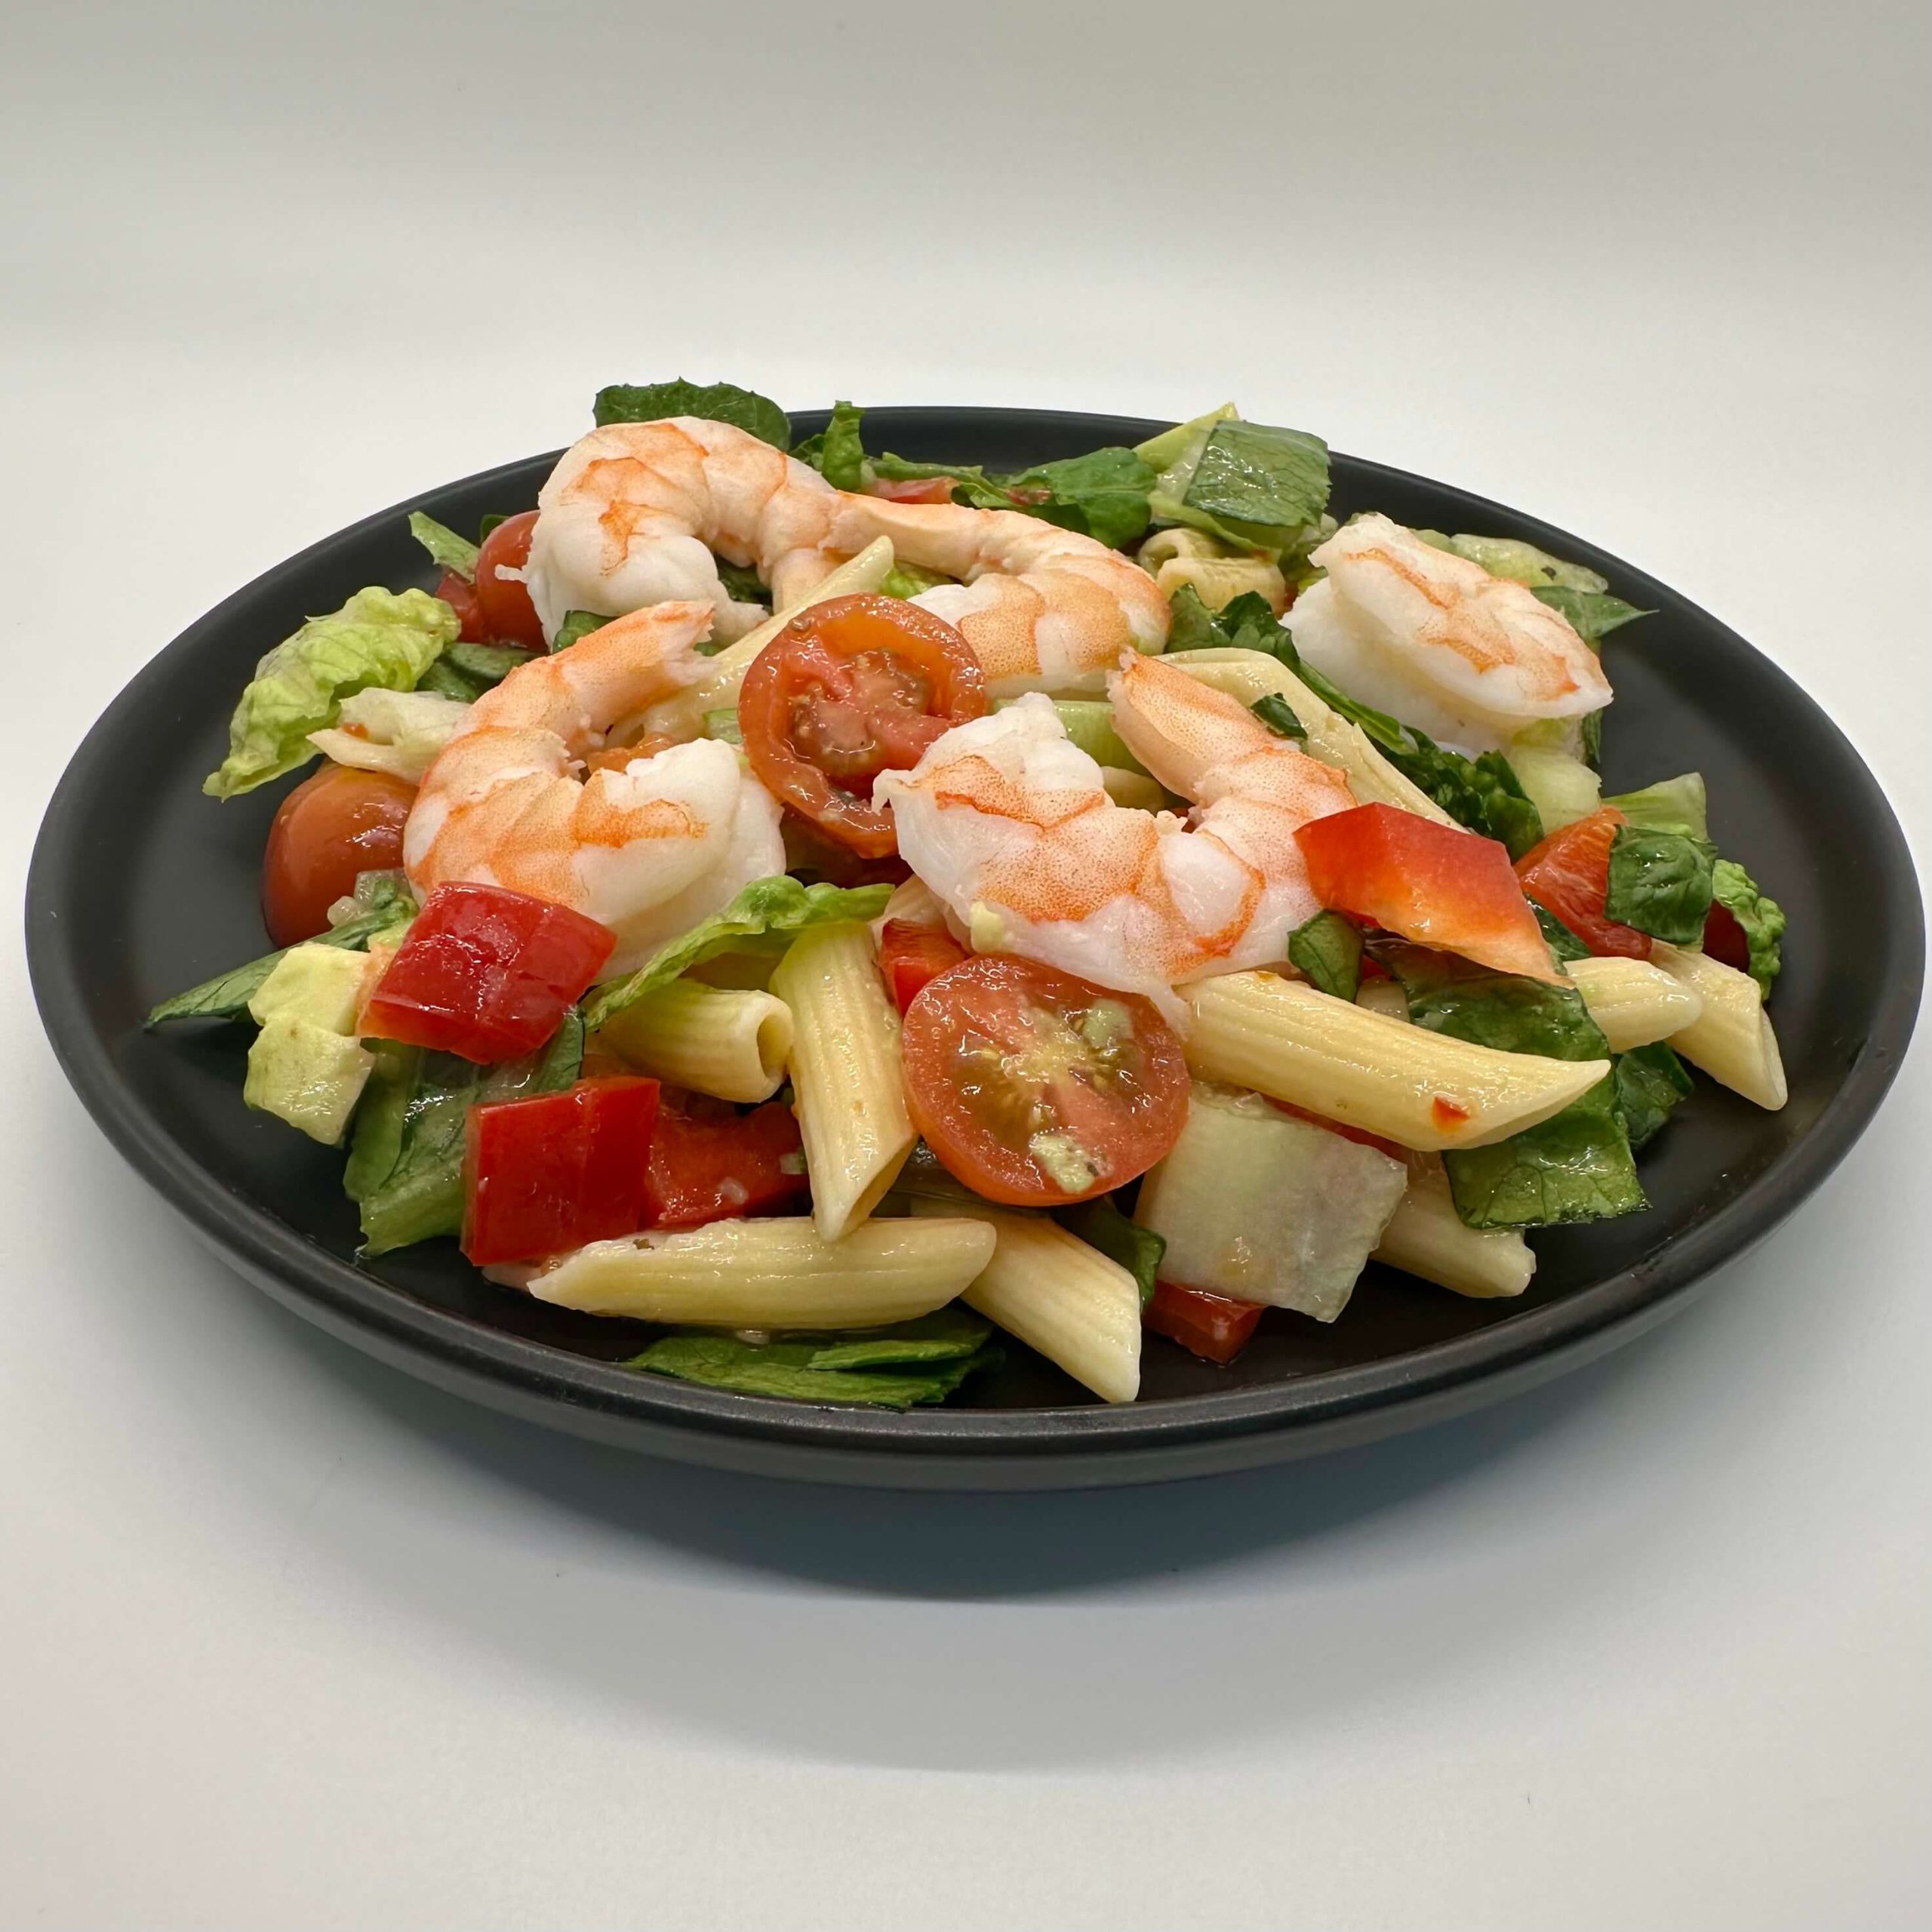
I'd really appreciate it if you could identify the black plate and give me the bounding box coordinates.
[26,408,1924,1489]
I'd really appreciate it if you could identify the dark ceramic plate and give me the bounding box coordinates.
[26,408,1924,1489]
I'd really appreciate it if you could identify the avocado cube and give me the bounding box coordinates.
[245,1017,374,1145]
[248,942,374,1034]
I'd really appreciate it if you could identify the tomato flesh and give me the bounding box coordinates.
[900,955,1190,1205]
[878,918,968,1015]
[1515,807,1652,961]
[1146,1279,1267,1365]
[641,1100,809,1229]
[1702,900,1750,972]
[473,510,544,649]
[462,1076,660,1265]
[435,569,490,644]
[1295,803,1560,983]
[260,764,416,947]
[739,592,986,858]
[362,881,615,1063]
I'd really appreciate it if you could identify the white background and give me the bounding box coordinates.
[5,4,1927,1926]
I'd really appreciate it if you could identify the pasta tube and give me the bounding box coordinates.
[1564,955,1703,1052]
[770,922,917,1238]
[1183,971,1610,1151]
[1155,555,1288,614]
[595,980,794,1103]
[1649,943,1788,1109]
[1166,648,1454,822]
[911,1198,1140,1404]
[514,1216,995,1327]
[1372,1157,1535,1299]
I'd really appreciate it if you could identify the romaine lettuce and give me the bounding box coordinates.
[406,512,480,582]
[1530,586,1652,644]
[1136,411,1331,554]
[626,1324,1000,1407]
[307,687,472,783]
[1604,826,1717,944]
[1613,1041,1694,1152]
[1416,531,1607,592]
[1712,860,1786,992]
[1604,772,1709,838]
[1053,1195,1164,1306]
[592,380,791,451]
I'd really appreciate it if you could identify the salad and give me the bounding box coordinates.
[150,380,1790,1407]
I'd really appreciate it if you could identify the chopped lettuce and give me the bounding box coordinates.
[805,1306,994,1370]
[1288,909,1364,1002]
[406,512,480,582]
[1416,531,1606,592]
[1604,826,1717,944]
[307,686,472,783]
[1251,694,1306,742]
[1614,1041,1694,1152]
[1053,1195,1164,1306]
[584,876,894,1030]
[1531,586,1653,644]
[204,588,459,798]
[1532,902,1593,965]
[790,399,868,491]
[1509,746,1601,834]
[593,380,791,451]
[715,560,768,607]
[881,561,952,598]
[1136,410,1331,555]
[1604,772,1709,839]
[625,1327,1000,1408]
[1712,860,1786,993]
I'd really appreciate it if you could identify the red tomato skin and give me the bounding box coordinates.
[1515,808,1653,961]
[362,882,616,1063]
[462,1076,660,1266]
[1702,900,1750,972]
[641,1101,810,1229]
[260,764,417,947]
[473,510,545,649]
[1146,1281,1266,1364]
[869,476,958,504]
[878,919,968,1014]
[1295,804,1561,983]
[435,570,490,644]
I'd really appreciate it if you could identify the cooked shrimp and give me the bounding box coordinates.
[524,418,848,648]
[1287,512,1612,753]
[405,601,784,972]
[826,496,1172,697]
[875,655,1355,1015]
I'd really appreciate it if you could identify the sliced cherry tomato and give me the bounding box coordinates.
[1702,899,1751,973]
[1515,807,1652,961]
[900,955,1189,1205]
[473,509,544,649]
[780,808,912,889]
[1146,1279,1267,1365]
[1295,803,1560,983]
[878,918,968,1014]
[641,1100,810,1229]
[739,592,987,858]
[435,569,489,643]
[869,475,959,504]
[462,1075,660,1266]
[260,764,416,947]
[362,881,615,1063]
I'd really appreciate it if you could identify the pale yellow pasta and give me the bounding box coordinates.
[1564,955,1704,1052]
[1165,647,1454,821]
[770,922,916,1238]
[513,1216,995,1326]
[595,980,793,1103]
[1183,971,1610,1151]
[1372,1157,1535,1300]
[1649,943,1788,1109]
[1154,555,1287,614]
[910,1199,1140,1403]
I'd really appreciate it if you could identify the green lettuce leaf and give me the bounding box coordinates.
[1380,943,1611,1060]
[1053,1195,1164,1306]
[584,876,894,1029]
[805,1306,994,1369]
[406,512,480,582]
[998,448,1155,551]
[1604,826,1717,944]
[1136,411,1331,553]
[714,561,768,608]
[1531,901,1593,965]
[1712,860,1786,993]
[791,398,868,491]
[1251,694,1306,742]
[593,380,791,451]
[1531,585,1653,644]
[625,1331,998,1408]
[881,561,952,598]
[1614,1041,1694,1152]
[1604,772,1708,839]
[1161,585,1290,658]
[204,588,459,798]
[1288,909,1363,1001]
[1416,531,1606,592]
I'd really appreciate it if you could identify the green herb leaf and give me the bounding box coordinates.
[1000,447,1156,551]
[1604,826,1717,944]
[793,398,868,491]
[805,1306,993,1369]
[1161,584,1292,660]
[551,610,612,653]
[1531,900,1593,965]
[1180,419,1330,535]
[1711,860,1786,993]
[1380,943,1611,1061]
[881,561,952,598]
[1444,1073,1646,1228]
[1251,694,1306,741]
[1603,772,1708,839]
[1531,585,1653,644]
[1287,909,1364,1002]
[715,561,768,607]
[1580,706,1604,772]
[592,380,791,451]
[407,511,480,583]
[626,1331,998,1408]
[1614,1041,1694,1152]
[1053,1195,1164,1306]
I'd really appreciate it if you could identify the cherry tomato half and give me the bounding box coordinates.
[473,510,545,649]
[435,569,489,643]
[900,955,1189,1206]
[1515,807,1653,961]
[261,764,417,947]
[738,592,987,858]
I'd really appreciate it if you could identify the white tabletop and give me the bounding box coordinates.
[5,5,1927,1926]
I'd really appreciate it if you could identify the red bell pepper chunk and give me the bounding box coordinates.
[363,881,615,1063]
[1146,1280,1267,1365]
[641,1100,810,1229]
[1514,807,1652,961]
[1294,803,1561,983]
[462,1075,660,1266]
[878,918,969,1015]
[1702,899,1751,973]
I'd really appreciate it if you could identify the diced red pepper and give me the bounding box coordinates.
[1146,1280,1267,1365]
[462,1075,660,1266]
[641,1100,810,1229]
[1515,807,1652,961]
[878,918,969,1014]
[1295,803,1561,983]
[435,570,490,643]
[362,882,615,1063]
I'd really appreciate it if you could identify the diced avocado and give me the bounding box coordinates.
[245,1018,374,1145]
[247,942,374,1032]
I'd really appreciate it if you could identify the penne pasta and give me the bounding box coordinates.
[1183,971,1610,1151]
[770,922,917,1238]
[1649,943,1788,1109]
[594,980,794,1103]
[910,1198,1141,1403]
[1564,955,1704,1052]
[513,1215,995,1327]
[1372,1155,1536,1299]
[1165,647,1454,821]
